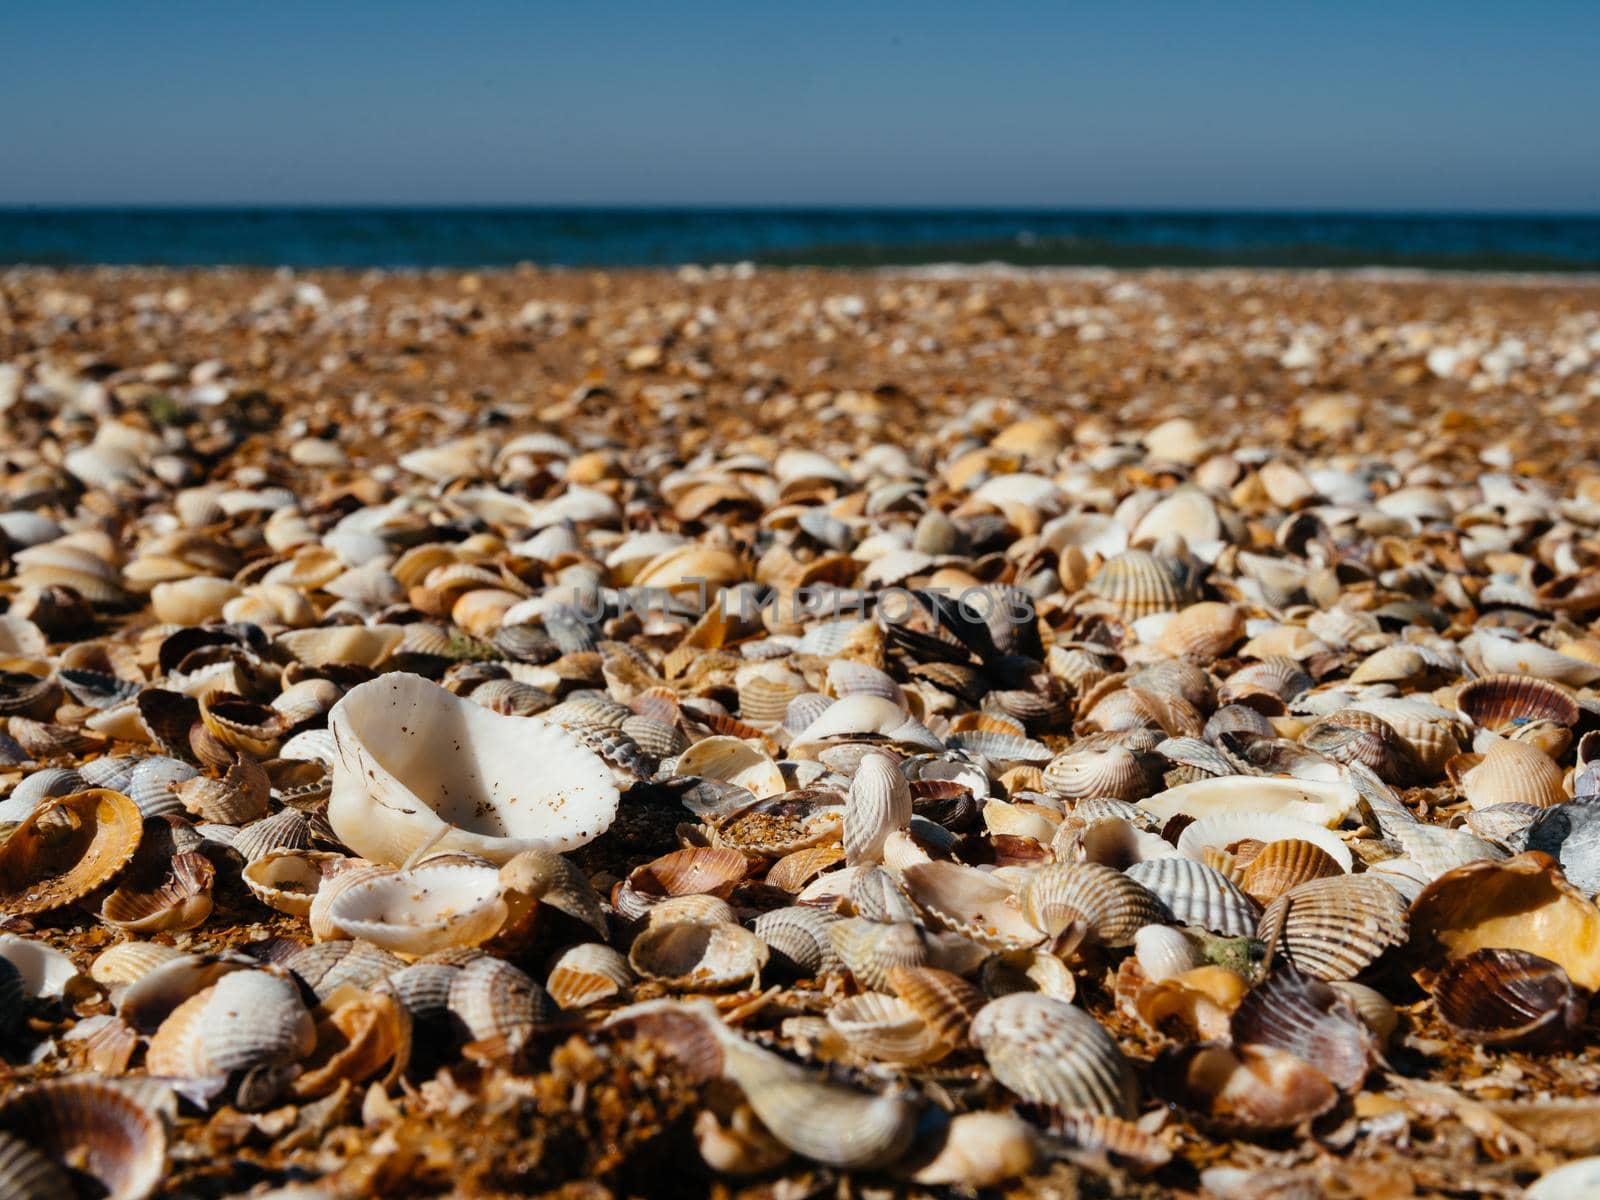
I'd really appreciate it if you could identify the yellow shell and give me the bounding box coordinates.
[0,789,142,915]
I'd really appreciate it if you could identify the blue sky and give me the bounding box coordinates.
[4,1,1597,210]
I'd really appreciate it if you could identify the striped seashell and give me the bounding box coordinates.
[643,893,738,927]
[279,728,338,765]
[9,718,107,760]
[827,918,931,991]
[1238,839,1347,903]
[1299,710,1418,784]
[972,992,1137,1117]
[827,660,903,704]
[1151,1042,1337,1134]
[719,1039,917,1170]
[764,844,844,893]
[1082,687,1205,739]
[1085,549,1198,618]
[944,729,1052,766]
[1457,674,1580,732]
[794,620,869,656]
[1230,967,1375,1091]
[849,865,918,923]
[241,849,349,917]
[1020,862,1168,949]
[280,940,404,1006]
[1125,858,1260,937]
[385,961,461,1023]
[100,850,214,934]
[200,969,316,1072]
[1431,947,1586,1049]
[1043,746,1150,802]
[899,860,1044,950]
[1155,602,1246,662]
[1328,980,1398,1044]
[826,992,947,1063]
[447,955,552,1044]
[620,715,688,758]
[90,942,187,990]
[843,753,911,865]
[613,847,748,921]
[752,906,843,976]
[545,943,634,1009]
[628,920,769,989]
[176,755,270,825]
[1,768,87,824]
[783,692,835,735]
[887,965,987,1046]
[0,1076,166,1200]
[232,807,313,863]
[470,678,557,717]
[1218,658,1314,711]
[1258,875,1408,980]
[735,664,808,726]
[1462,739,1567,810]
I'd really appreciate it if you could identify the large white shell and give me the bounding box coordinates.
[328,673,620,865]
[327,864,507,956]
[1139,776,1356,827]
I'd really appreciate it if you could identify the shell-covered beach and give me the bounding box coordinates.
[2,265,1600,1198]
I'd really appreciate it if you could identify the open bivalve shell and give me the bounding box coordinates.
[1152,1042,1337,1134]
[1431,947,1588,1048]
[0,788,143,914]
[629,920,769,990]
[328,672,620,865]
[0,1076,167,1200]
[327,863,507,957]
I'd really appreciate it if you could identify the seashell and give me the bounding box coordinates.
[1177,813,1353,873]
[1124,858,1261,937]
[945,729,1053,766]
[176,754,270,824]
[1461,738,1567,810]
[278,624,405,669]
[752,906,843,976]
[1467,629,1600,687]
[1299,709,1419,784]
[496,848,608,942]
[117,952,254,1033]
[1152,1042,1336,1133]
[546,943,634,1009]
[1133,924,1204,982]
[0,670,63,719]
[1019,862,1168,950]
[826,991,948,1063]
[282,939,405,1003]
[899,1110,1038,1189]
[719,1039,918,1170]
[714,789,843,857]
[1139,775,1355,827]
[899,861,1043,949]
[1458,674,1580,732]
[612,847,748,922]
[1527,1159,1600,1200]
[293,985,411,1099]
[327,672,620,865]
[764,844,845,893]
[1085,549,1197,618]
[1258,875,1408,980]
[1156,602,1245,662]
[628,920,769,989]
[1432,947,1587,1049]
[100,848,215,934]
[842,752,911,865]
[1043,745,1149,802]
[198,691,285,757]
[0,788,143,914]
[91,942,186,990]
[231,807,313,863]
[972,992,1137,1117]
[674,735,786,799]
[886,965,987,1046]
[328,863,506,956]
[1126,963,1247,1040]
[241,849,347,916]
[447,955,552,1045]
[1,767,86,824]
[1218,658,1313,711]
[787,694,943,757]
[1409,852,1600,989]
[827,917,931,990]
[1230,967,1375,1090]
[200,968,316,1072]
[0,1077,166,1200]
[1238,838,1347,903]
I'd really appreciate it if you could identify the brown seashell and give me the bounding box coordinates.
[1461,738,1567,810]
[1152,1042,1337,1133]
[828,917,931,991]
[1156,602,1246,662]
[764,844,845,893]
[1230,967,1375,1090]
[198,691,286,757]
[1257,874,1408,981]
[1457,674,1580,731]
[899,860,1044,950]
[1299,709,1418,785]
[176,753,271,824]
[826,991,948,1063]
[1239,839,1346,904]
[0,789,143,914]
[1085,549,1198,618]
[628,919,769,990]
[1432,947,1588,1049]
[972,992,1138,1117]
[546,942,634,1009]
[1409,852,1600,990]
[293,985,412,1098]
[611,847,748,922]
[0,1076,166,1200]
[100,849,214,934]
[1128,964,1248,1041]
[1020,861,1168,951]
[0,670,64,720]
[886,965,987,1046]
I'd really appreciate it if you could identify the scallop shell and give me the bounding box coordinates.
[1124,858,1260,937]
[628,920,769,990]
[1238,838,1347,903]
[1461,739,1567,810]
[1432,947,1587,1048]
[674,736,786,799]
[200,968,317,1072]
[328,863,507,956]
[826,992,947,1063]
[842,753,912,865]
[0,1077,166,1200]
[0,788,143,914]
[612,847,748,922]
[327,672,620,865]
[1457,674,1580,732]
[971,992,1137,1117]
[546,943,634,1009]
[1258,875,1409,980]
[447,955,552,1044]
[1086,549,1197,618]
[827,918,932,991]
[1019,862,1168,949]
[886,965,987,1046]
[1155,602,1245,662]
[752,906,843,976]
[283,939,406,1002]
[1043,746,1150,802]
[899,860,1044,949]
[176,755,271,824]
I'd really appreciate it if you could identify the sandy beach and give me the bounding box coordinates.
[2,266,1600,1198]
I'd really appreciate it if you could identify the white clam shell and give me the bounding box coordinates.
[328,672,620,865]
[327,864,507,956]
[843,753,912,866]
[199,970,315,1073]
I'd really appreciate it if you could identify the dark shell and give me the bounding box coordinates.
[1432,948,1588,1049]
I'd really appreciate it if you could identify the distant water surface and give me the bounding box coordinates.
[2,208,1598,271]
